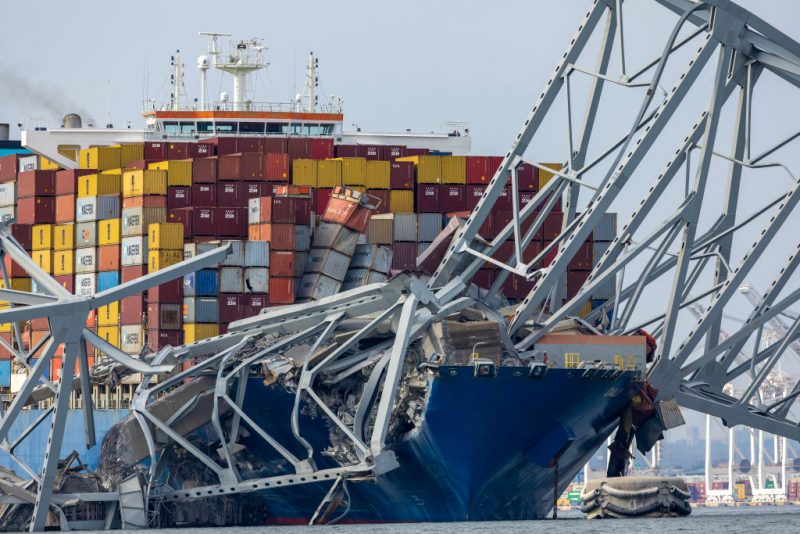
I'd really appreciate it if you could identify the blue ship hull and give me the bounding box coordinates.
[200,365,640,524]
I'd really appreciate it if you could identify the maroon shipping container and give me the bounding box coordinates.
[120,295,145,324]
[478,215,494,240]
[517,162,538,191]
[311,138,334,160]
[466,156,491,184]
[217,207,247,237]
[17,197,55,224]
[192,157,218,183]
[567,270,591,299]
[288,138,313,160]
[523,240,543,264]
[465,184,484,211]
[217,182,245,207]
[201,137,237,156]
[293,197,311,225]
[519,190,537,207]
[192,183,217,206]
[54,274,74,293]
[144,141,167,160]
[440,185,465,212]
[262,137,288,154]
[270,251,296,277]
[355,145,380,160]
[148,278,183,303]
[242,294,268,317]
[55,169,94,196]
[167,208,192,240]
[147,329,183,351]
[492,211,513,238]
[264,182,289,196]
[10,224,33,250]
[416,184,441,213]
[219,294,244,323]
[243,182,265,203]
[121,265,146,282]
[219,152,263,181]
[405,147,430,157]
[472,270,495,290]
[367,189,390,214]
[166,142,191,160]
[543,212,564,240]
[265,153,290,182]
[17,170,56,198]
[192,142,216,158]
[334,144,358,158]
[125,159,148,170]
[392,242,417,270]
[236,138,261,154]
[390,161,414,189]
[502,275,535,300]
[569,242,594,270]
[381,145,406,160]
[313,188,333,214]
[193,207,217,237]
[260,196,296,224]
[147,303,181,330]
[167,186,192,210]
[490,240,514,264]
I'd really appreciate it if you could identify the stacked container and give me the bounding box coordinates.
[146,223,185,347]
[341,244,392,290]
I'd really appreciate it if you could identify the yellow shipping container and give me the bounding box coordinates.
[538,163,563,189]
[32,250,52,273]
[32,224,54,251]
[397,155,441,184]
[337,157,367,186]
[98,219,121,245]
[97,326,120,350]
[441,156,466,184]
[40,157,60,171]
[148,223,183,250]
[97,302,119,327]
[53,224,74,251]
[78,173,121,197]
[389,190,414,213]
[317,159,342,188]
[79,146,121,171]
[365,160,390,189]
[292,159,318,187]
[578,301,592,318]
[148,160,192,186]
[148,250,183,272]
[122,169,168,197]
[53,250,74,276]
[183,323,219,344]
[114,143,144,167]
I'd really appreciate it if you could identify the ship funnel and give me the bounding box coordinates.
[62,113,82,128]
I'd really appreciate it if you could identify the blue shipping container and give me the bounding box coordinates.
[97,271,120,292]
[30,358,49,380]
[0,360,10,388]
[183,269,219,297]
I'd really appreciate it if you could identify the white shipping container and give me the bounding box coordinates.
[417,242,432,258]
[244,240,269,267]
[76,196,120,223]
[247,197,261,225]
[244,268,269,293]
[219,267,244,293]
[295,225,312,252]
[75,273,96,297]
[221,240,245,267]
[306,248,352,282]
[0,206,14,223]
[417,213,442,242]
[350,244,392,274]
[74,247,97,274]
[393,213,417,242]
[0,182,15,207]
[297,273,340,300]
[183,242,217,261]
[121,236,148,266]
[294,251,307,278]
[313,221,359,256]
[120,325,144,354]
[183,297,219,323]
[595,213,617,242]
[18,155,38,172]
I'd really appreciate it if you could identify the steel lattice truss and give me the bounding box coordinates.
[0,0,799,530]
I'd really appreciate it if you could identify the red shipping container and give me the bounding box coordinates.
[121,265,146,282]
[264,182,289,196]
[120,294,145,324]
[334,144,358,158]
[0,332,12,359]
[519,190,537,207]
[355,145,381,160]
[567,270,591,299]
[193,207,217,237]
[261,223,295,250]
[260,196,296,224]
[472,270,495,290]
[149,278,183,303]
[192,157,218,183]
[166,142,191,160]
[262,137,288,154]
[390,161,414,190]
[493,211,513,237]
[125,159,148,170]
[218,294,244,323]
[219,152,263,181]
[17,197,55,224]
[491,239,514,264]
[288,138,313,160]
[313,188,333,214]
[569,241,594,270]
[167,186,192,210]
[293,197,311,225]
[405,147,430,157]
[191,142,216,158]
[144,141,167,160]
[523,240,543,264]
[56,195,76,223]
[466,156,491,184]
[310,138,334,160]
[192,183,217,206]
[236,138,261,153]
[98,244,120,271]
[478,215,494,239]
[201,137,237,156]
[543,212,564,240]
[440,185,465,212]
[465,184,484,211]
[264,153,290,181]
[54,274,74,293]
[416,184,441,213]
[56,169,94,196]
[243,182,265,203]
[122,195,167,209]
[381,145,406,160]
[367,189,390,214]
[502,275,535,300]
[242,294,268,317]
[11,224,33,250]
[0,155,19,182]
[517,162,538,191]
[167,208,192,240]
[17,170,56,198]
[392,242,417,270]
[4,255,28,277]
[268,277,294,305]
[147,329,183,351]
[217,181,245,207]
[216,207,247,237]
[542,244,558,267]
[269,251,296,277]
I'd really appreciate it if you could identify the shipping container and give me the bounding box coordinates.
[387,190,412,213]
[217,207,247,237]
[149,278,183,303]
[97,244,120,272]
[441,185,465,212]
[355,145,380,161]
[147,329,183,351]
[263,152,289,182]
[392,242,417,270]
[0,182,15,207]
[397,155,441,184]
[219,266,244,293]
[417,213,443,242]
[122,195,166,209]
[256,223,295,250]
[538,163,563,190]
[288,138,313,160]
[269,251,295,277]
[242,294,268,316]
[16,196,55,224]
[440,156,466,184]
[365,160,390,189]
[55,169,94,196]
[219,152,263,181]
[416,184,441,213]
[97,301,119,327]
[350,244,392,274]
[311,138,334,160]
[97,271,119,291]
[147,302,182,330]
[121,236,148,266]
[192,157,218,183]
[121,206,167,236]
[75,221,97,247]
[192,183,216,207]
[338,157,367,187]
[381,145,406,160]
[76,195,120,222]
[595,213,617,242]
[183,269,219,297]
[167,186,192,210]
[217,181,245,208]
[149,160,192,186]
[120,294,145,324]
[54,195,75,223]
[292,159,317,187]
[183,323,219,344]
[98,218,121,245]
[31,224,53,251]
[244,240,269,267]
[122,169,167,197]
[314,221,360,255]
[53,250,74,276]
[392,214,417,242]
[75,247,97,274]
[295,225,311,252]
[218,294,244,323]
[296,273,338,301]
[120,325,144,354]
[0,154,19,182]
[77,173,120,198]
[75,273,96,297]
[244,267,269,293]
[262,137,288,154]
[389,161,414,190]
[144,141,167,161]
[148,250,183,272]
[17,170,56,198]
[32,250,52,273]
[183,241,217,261]
[148,222,184,250]
[317,159,342,188]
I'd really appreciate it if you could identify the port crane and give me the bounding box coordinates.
[1,0,800,529]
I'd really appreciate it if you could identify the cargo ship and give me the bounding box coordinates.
[0,34,653,528]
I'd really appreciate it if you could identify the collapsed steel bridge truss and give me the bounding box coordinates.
[0,0,798,530]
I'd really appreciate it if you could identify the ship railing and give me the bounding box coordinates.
[142,101,343,114]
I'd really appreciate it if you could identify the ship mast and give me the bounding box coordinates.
[200,33,266,111]
[296,51,319,112]
[169,51,187,111]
